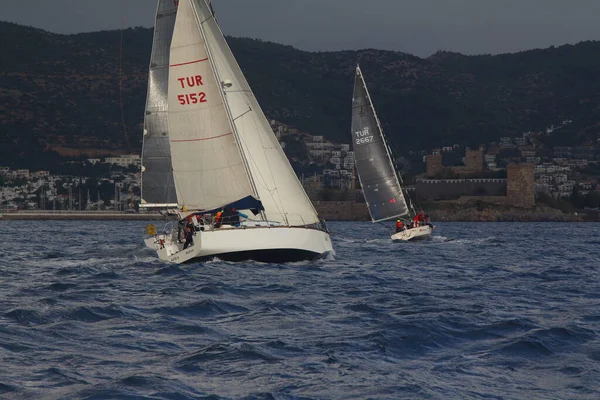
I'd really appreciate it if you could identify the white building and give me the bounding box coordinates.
[16,169,30,178]
[105,155,141,168]
[555,174,568,184]
[537,175,552,184]
[32,171,50,178]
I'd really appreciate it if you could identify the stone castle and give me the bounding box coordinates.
[419,149,535,209]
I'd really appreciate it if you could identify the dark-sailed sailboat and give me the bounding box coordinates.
[351,65,433,241]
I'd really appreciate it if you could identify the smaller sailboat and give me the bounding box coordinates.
[351,65,433,241]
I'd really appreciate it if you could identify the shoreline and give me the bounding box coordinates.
[0,211,597,222]
[0,212,165,221]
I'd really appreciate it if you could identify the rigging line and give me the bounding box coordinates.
[118,6,131,154]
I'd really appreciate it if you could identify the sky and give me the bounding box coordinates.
[1,0,599,58]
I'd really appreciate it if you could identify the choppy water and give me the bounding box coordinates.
[0,221,599,399]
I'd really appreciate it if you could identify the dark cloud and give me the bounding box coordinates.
[1,0,599,57]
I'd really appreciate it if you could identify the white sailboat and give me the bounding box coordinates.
[351,65,433,241]
[140,0,333,263]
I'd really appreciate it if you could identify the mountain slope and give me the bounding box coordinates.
[1,21,599,169]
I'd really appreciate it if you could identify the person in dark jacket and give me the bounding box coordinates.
[183,224,194,249]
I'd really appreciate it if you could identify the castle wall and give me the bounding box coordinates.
[417,163,535,208]
[416,179,507,200]
[313,201,370,221]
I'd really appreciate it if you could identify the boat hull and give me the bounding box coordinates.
[391,225,433,242]
[145,226,333,264]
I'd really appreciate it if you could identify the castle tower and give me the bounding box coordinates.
[507,163,535,208]
[464,148,484,173]
[425,154,443,177]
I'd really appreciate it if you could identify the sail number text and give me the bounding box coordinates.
[354,128,373,145]
[176,75,207,106]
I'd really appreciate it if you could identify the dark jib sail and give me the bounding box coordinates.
[141,0,178,206]
[351,66,409,222]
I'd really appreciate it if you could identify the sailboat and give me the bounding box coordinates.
[351,65,433,241]
[140,0,333,263]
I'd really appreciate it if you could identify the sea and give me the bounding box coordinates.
[0,220,599,400]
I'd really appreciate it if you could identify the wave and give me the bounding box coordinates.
[4,308,47,326]
[0,383,19,396]
[160,299,249,318]
[174,341,280,372]
[435,236,501,245]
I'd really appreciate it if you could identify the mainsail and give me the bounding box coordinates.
[167,0,259,211]
[185,0,321,225]
[351,66,409,222]
[141,0,178,206]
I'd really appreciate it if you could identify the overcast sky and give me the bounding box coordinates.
[2,0,599,57]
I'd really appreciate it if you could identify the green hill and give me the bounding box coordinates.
[1,21,599,169]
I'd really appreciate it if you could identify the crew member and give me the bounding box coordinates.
[395,219,405,232]
[214,209,224,228]
[231,208,248,227]
[413,211,424,227]
[183,224,194,249]
[424,213,433,228]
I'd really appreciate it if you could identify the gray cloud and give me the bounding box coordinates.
[1,0,599,57]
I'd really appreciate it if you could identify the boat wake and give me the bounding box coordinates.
[430,236,500,245]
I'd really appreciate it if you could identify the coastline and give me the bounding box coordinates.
[1,210,596,222]
[0,211,165,221]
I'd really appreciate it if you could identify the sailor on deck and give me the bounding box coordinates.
[395,219,405,233]
[183,224,194,249]
[412,211,424,228]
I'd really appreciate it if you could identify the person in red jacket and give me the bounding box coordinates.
[395,219,405,232]
[412,211,424,227]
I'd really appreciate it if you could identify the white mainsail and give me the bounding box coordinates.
[195,0,320,226]
[141,0,178,207]
[167,0,257,211]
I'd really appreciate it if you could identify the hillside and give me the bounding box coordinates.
[1,21,600,169]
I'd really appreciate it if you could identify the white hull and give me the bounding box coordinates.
[145,225,333,264]
[391,225,433,242]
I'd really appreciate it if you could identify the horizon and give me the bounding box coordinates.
[1,0,599,58]
[1,19,597,60]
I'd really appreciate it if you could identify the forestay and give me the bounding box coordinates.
[141,0,178,206]
[195,0,320,226]
[167,0,257,211]
[351,66,409,222]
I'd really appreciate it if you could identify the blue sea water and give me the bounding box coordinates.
[0,220,599,400]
